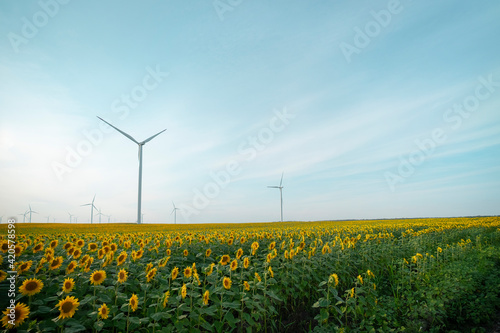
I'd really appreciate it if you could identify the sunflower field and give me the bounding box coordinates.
[1,217,500,332]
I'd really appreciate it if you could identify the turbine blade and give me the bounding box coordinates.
[141,129,167,144]
[268,186,279,188]
[280,172,284,187]
[81,204,91,206]
[97,116,139,144]
[92,194,96,203]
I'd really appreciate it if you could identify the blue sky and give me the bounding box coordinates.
[1,0,499,224]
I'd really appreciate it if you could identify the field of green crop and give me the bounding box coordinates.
[1,217,500,332]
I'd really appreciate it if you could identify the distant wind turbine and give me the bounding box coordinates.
[68,212,74,223]
[96,208,104,224]
[19,211,28,223]
[0,216,3,223]
[45,215,50,223]
[27,205,38,223]
[81,194,97,224]
[267,172,284,222]
[97,116,166,224]
[171,201,179,224]
[106,215,111,223]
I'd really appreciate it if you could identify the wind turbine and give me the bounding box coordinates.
[27,205,38,223]
[0,216,3,223]
[267,172,284,222]
[106,215,111,223]
[19,211,28,223]
[171,201,179,224]
[45,215,50,223]
[97,116,166,224]
[68,212,74,223]
[96,208,104,223]
[81,194,97,224]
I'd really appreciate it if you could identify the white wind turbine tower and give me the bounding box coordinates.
[171,201,179,224]
[96,208,104,223]
[0,216,3,223]
[45,215,50,223]
[267,172,284,222]
[19,211,28,223]
[81,194,97,224]
[68,213,74,223]
[97,116,166,224]
[27,205,38,223]
[106,215,111,223]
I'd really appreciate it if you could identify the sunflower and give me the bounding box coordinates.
[166,249,171,256]
[158,256,170,267]
[49,256,64,270]
[255,273,261,282]
[50,240,58,248]
[19,278,43,296]
[171,267,179,280]
[0,241,8,253]
[65,260,77,275]
[63,242,73,250]
[243,257,250,269]
[202,290,209,305]
[220,255,230,266]
[227,238,234,246]
[243,281,250,291]
[72,248,82,259]
[268,266,274,278]
[98,249,105,260]
[223,277,232,290]
[357,275,363,285]
[67,247,75,256]
[76,239,84,248]
[84,257,94,272]
[1,302,30,329]
[162,291,170,308]
[269,241,276,250]
[251,241,259,255]
[14,245,23,257]
[129,294,139,312]
[110,243,117,252]
[329,273,339,287]
[117,269,128,283]
[57,296,79,319]
[98,303,109,320]
[33,242,44,253]
[62,278,75,293]
[90,270,106,285]
[205,249,212,257]
[0,270,7,283]
[135,249,144,259]
[183,266,193,279]
[236,248,243,259]
[183,249,189,257]
[230,259,238,271]
[367,270,375,278]
[181,284,187,299]
[206,263,215,276]
[145,263,153,273]
[17,261,32,274]
[88,243,98,252]
[146,268,157,282]
[240,236,246,244]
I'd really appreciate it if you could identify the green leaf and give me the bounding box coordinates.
[243,312,256,326]
[93,321,105,332]
[129,317,141,325]
[113,312,125,321]
[37,306,52,314]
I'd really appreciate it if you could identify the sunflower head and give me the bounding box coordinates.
[181,284,187,299]
[236,248,243,259]
[202,290,209,305]
[98,303,109,320]
[129,294,139,312]
[1,302,30,329]
[243,257,250,269]
[220,255,230,266]
[223,276,232,290]
[117,269,128,283]
[62,278,75,293]
[19,278,43,296]
[183,249,189,257]
[49,256,63,271]
[57,296,80,319]
[205,249,212,257]
[230,259,238,271]
[183,267,192,278]
[171,267,179,280]
[162,291,170,308]
[146,268,157,282]
[90,270,106,285]
[243,281,250,291]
